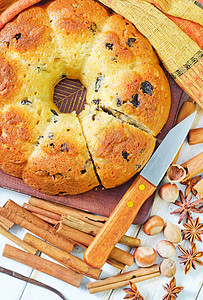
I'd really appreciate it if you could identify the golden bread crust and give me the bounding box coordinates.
[79,105,156,188]
[23,113,99,195]
[0,0,171,195]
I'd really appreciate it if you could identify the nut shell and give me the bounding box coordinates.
[167,164,186,183]
[164,223,182,244]
[143,215,165,235]
[134,246,157,267]
[159,183,179,203]
[160,259,176,277]
[156,240,176,258]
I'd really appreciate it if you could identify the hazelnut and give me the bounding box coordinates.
[143,215,165,235]
[160,259,176,277]
[134,246,157,267]
[158,183,179,203]
[156,240,176,258]
[164,223,182,244]
[167,164,186,183]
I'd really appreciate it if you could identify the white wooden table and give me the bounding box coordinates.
[0,105,202,300]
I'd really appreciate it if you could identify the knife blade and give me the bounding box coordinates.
[83,112,196,269]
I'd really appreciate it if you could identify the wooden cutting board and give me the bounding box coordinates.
[0,73,184,224]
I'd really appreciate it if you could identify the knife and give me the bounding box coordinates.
[83,112,196,269]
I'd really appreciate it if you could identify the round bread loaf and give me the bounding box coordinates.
[0,0,171,195]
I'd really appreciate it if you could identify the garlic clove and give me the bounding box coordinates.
[167,164,186,183]
[143,215,165,235]
[164,222,182,244]
[134,246,157,267]
[160,259,176,277]
[156,240,176,258]
[158,183,179,203]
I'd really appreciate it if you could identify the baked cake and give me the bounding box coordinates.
[0,0,171,195]
[79,105,156,188]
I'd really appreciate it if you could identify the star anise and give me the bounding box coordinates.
[182,175,201,197]
[178,243,203,274]
[170,190,203,223]
[182,216,203,244]
[162,277,183,300]
[123,281,144,300]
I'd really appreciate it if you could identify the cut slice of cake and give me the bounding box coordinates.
[23,112,99,195]
[79,105,156,189]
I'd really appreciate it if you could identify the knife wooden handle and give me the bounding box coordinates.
[84,175,156,269]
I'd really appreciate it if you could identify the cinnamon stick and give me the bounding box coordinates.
[106,257,126,270]
[86,264,160,293]
[33,213,59,225]
[56,223,134,267]
[3,244,83,287]
[0,215,14,231]
[188,128,203,145]
[23,233,102,280]
[181,152,203,181]
[0,226,37,254]
[62,216,141,247]
[172,100,196,163]
[193,177,203,199]
[23,203,61,221]
[176,101,196,125]
[4,200,53,231]
[29,197,107,227]
[0,204,74,253]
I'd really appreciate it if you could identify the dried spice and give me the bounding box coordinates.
[182,217,203,244]
[80,169,86,174]
[162,277,183,300]
[14,33,22,41]
[182,175,201,197]
[105,43,113,50]
[90,23,97,34]
[123,281,144,300]
[112,57,118,63]
[60,143,68,152]
[140,81,153,95]
[95,75,103,92]
[51,109,58,116]
[48,132,54,139]
[51,117,58,123]
[178,243,203,274]
[170,190,203,223]
[126,37,136,47]
[37,65,47,72]
[122,150,129,161]
[92,114,96,121]
[116,96,122,107]
[91,99,100,105]
[21,99,32,105]
[36,135,44,146]
[131,94,140,107]
[49,143,55,148]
